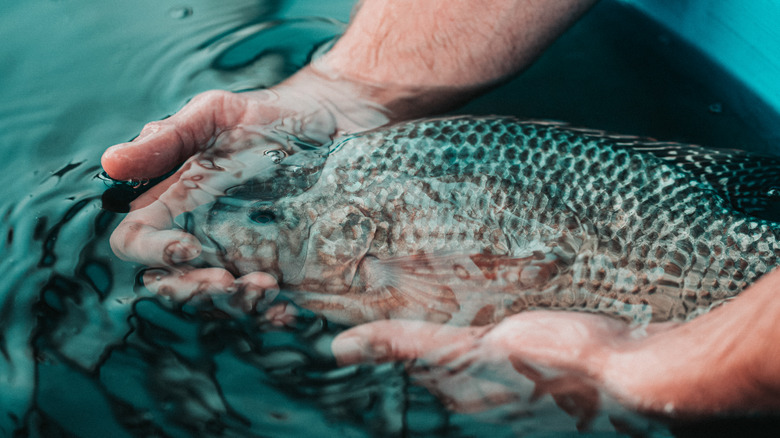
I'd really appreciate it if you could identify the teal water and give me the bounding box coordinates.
[1,1,779,436]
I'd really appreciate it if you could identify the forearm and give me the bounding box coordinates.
[325,0,596,88]
[281,0,598,127]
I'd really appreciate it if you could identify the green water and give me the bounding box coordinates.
[1,0,778,436]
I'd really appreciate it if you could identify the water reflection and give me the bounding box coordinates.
[1,0,407,435]
[4,0,778,435]
[7,162,451,436]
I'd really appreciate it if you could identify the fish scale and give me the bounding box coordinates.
[198,116,780,325]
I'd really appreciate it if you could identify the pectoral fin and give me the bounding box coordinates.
[353,253,474,323]
[291,246,578,326]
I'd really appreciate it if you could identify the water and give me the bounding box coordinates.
[1,0,779,436]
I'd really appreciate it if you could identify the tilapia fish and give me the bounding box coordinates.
[193,116,780,326]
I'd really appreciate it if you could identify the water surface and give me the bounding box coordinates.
[1,0,778,436]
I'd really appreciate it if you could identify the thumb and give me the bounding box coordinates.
[102,90,244,180]
[331,320,488,366]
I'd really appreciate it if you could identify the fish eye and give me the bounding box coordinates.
[250,209,276,224]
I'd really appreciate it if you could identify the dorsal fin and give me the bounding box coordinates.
[614,139,780,222]
[539,119,780,221]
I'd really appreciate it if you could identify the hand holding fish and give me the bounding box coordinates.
[333,269,780,421]
[192,116,780,327]
[101,0,598,307]
[100,0,780,423]
[101,69,392,304]
[101,0,600,181]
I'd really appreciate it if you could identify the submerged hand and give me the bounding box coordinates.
[102,67,390,305]
[332,269,780,425]
[100,0,599,308]
[333,311,635,429]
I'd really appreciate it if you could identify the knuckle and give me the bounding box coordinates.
[216,269,235,286]
[139,120,167,135]
[192,89,232,105]
[108,230,131,260]
[108,221,150,261]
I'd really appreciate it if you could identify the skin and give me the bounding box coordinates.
[332,268,780,420]
[101,0,780,423]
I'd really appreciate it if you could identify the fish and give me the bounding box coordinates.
[189,116,780,326]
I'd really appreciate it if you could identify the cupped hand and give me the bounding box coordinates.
[332,270,780,426]
[332,311,640,429]
[102,67,390,308]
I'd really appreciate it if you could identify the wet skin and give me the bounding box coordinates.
[101,0,780,424]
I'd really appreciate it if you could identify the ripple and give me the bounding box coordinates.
[209,17,345,73]
[0,152,440,436]
[4,0,753,435]
[168,6,193,20]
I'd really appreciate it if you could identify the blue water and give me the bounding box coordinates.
[1,1,779,436]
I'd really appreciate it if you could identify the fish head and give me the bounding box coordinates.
[197,194,317,285]
[186,143,328,283]
[199,192,379,295]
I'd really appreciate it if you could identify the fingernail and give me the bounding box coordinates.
[143,268,169,285]
[331,335,371,365]
[166,241,199,264]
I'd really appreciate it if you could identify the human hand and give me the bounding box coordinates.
[332,270,780,426]
[332,311,641,430]
[102,67,390,308]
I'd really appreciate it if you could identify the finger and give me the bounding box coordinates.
[477,310,644,383]
[110,147,277,266]
[261,302,300,327]
[102,90,247,180]
[109,166,204,266]
[331,320,489,366]
[111,224,201,266]
[144,268,280,316]
[232,272,280,312]
[144,266,237,301]
[109,151,244,266]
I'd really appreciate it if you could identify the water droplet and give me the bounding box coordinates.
[264,149,286,164]
[708,102,723,114]
[130,178,150,189]
[168,6,193,19]
[198,158,222,170]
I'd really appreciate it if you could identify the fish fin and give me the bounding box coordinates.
[532,119,780,220]
[357,247,584,325]
[618,140,780,220]
[282,252,471,326]
[354,253,478,324]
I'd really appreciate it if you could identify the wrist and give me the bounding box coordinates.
[274,66,392,135]
[308,59,482,122]
[306,0,599,121]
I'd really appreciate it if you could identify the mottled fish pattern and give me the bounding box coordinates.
[196,116,780,326]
